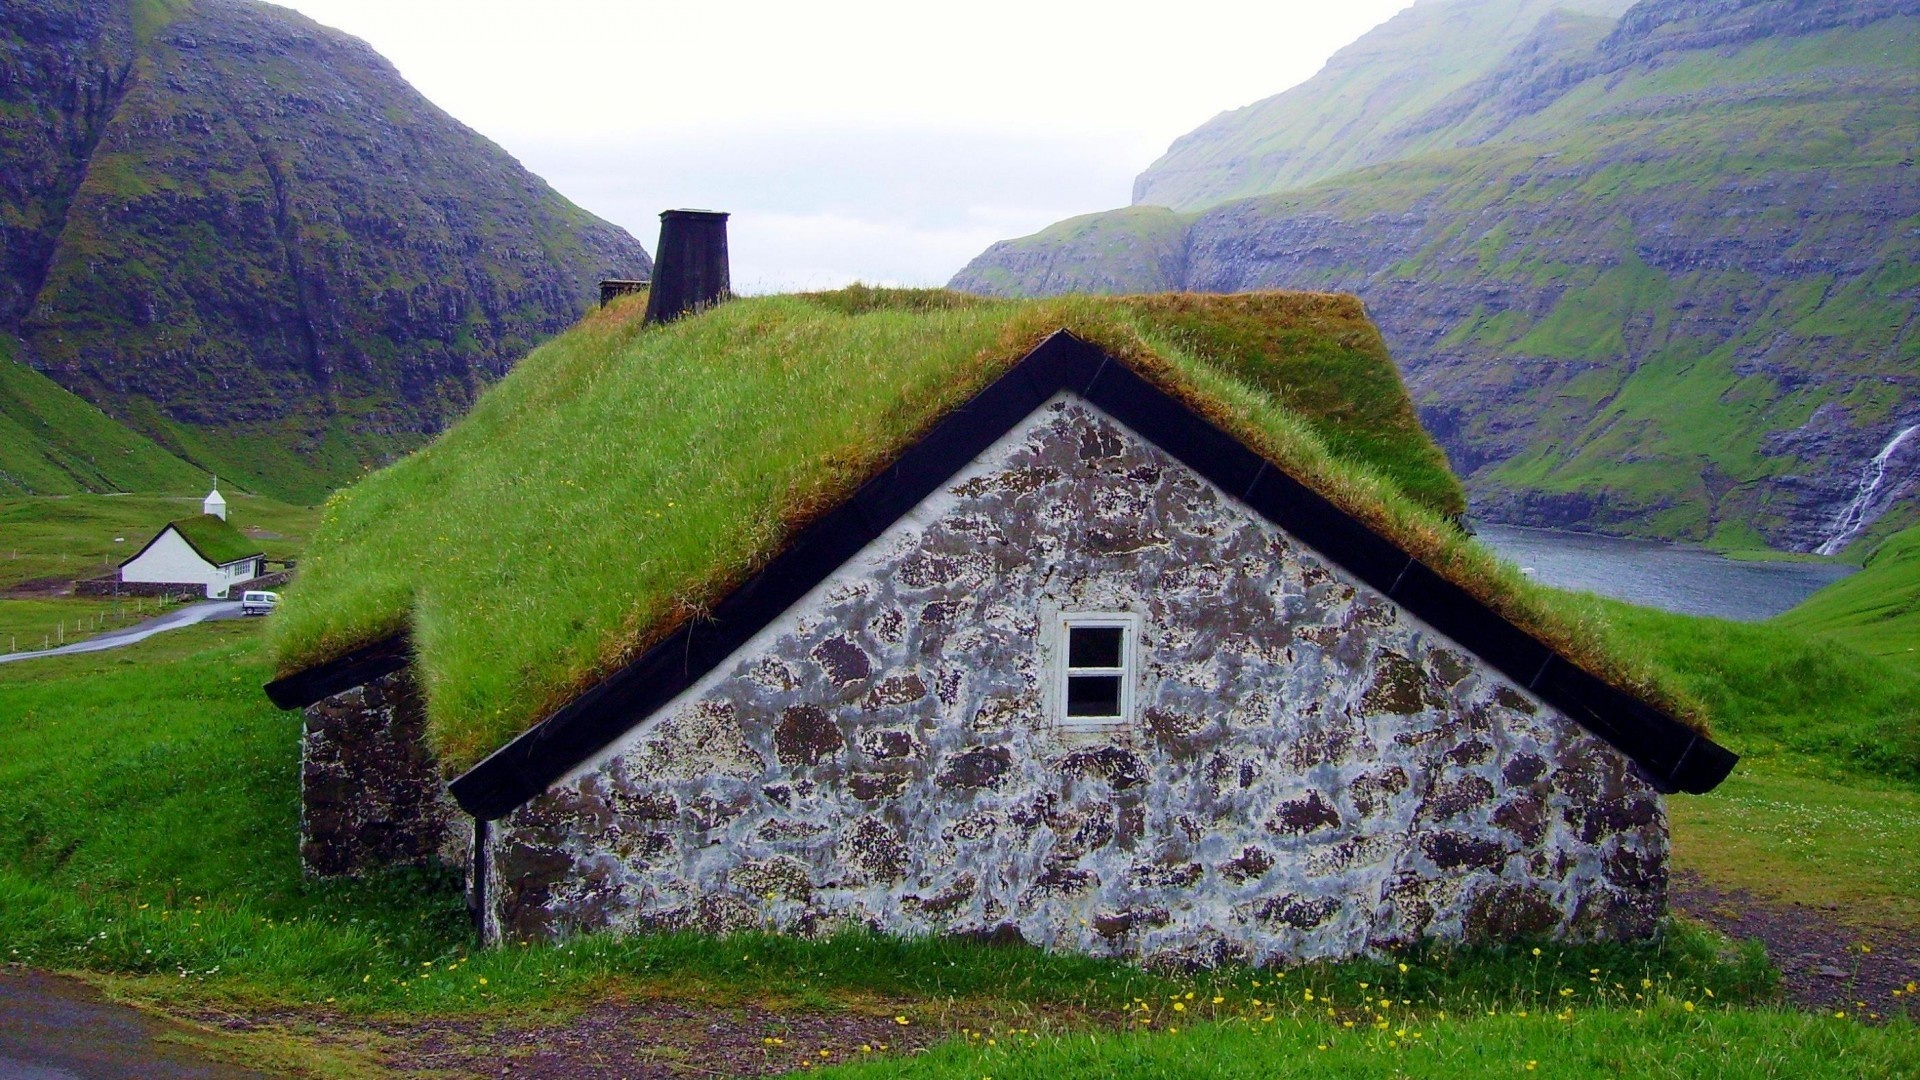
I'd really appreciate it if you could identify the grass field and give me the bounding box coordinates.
[2,597,1915,1075]
[807,1006,1912,1079]
[1671,757,1920,931]
[0,595,179,656]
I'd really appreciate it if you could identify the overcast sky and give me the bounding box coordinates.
[277,0,1415,292]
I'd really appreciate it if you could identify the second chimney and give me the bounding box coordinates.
[644,209,730,325]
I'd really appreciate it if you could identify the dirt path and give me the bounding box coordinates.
[1671,870,1920,1017]
[199,994,949,1079]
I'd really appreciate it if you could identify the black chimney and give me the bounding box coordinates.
[643,209,730,325]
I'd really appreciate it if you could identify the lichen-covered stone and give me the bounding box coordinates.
[937,745,1013,790]
[774,704,845,767]
[1268,791,1343,836]
[482,396,1667,962]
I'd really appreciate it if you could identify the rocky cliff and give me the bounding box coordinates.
[954,0,1920,554]
[0,0,651,501]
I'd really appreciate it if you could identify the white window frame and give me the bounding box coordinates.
[1055,611,1141,733]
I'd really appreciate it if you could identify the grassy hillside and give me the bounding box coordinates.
[1585,598,1920,786]
[1775,524,1920,658]
[129,401,410,506]
[0,332,205,495]
[955,6,1920,552]
[960,208,1190,297]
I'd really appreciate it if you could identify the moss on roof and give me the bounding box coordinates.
[270,287,1699,771]
[162,514,261,567]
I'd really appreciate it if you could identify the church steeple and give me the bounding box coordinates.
[203,478,227,521]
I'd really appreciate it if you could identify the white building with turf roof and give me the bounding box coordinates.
[119,490,264,598]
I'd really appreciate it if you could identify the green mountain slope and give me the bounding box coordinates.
[0,332,205,495]
[955,0,1920,553]
[1776,523,1920,657]
[0,0,651,501]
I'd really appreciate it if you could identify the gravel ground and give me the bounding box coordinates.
[1671,870,1919,1018]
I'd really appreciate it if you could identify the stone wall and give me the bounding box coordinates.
[301,668,469,878]
[227,568,294,595]
[71,576,202,600]
[482,395,1665,963]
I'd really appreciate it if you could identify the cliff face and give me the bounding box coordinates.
[954,0,1920,553]
[0,0,650,501]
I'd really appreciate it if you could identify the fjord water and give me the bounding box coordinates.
[1474,524,1856,621]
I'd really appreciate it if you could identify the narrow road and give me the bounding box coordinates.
[0,968,268,1079]
[0,602,247,666]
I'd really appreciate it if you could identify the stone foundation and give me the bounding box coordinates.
[477,396,1667,963]
[300,668,469,877]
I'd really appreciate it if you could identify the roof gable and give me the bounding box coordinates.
[269,332,1735,818]
[121,514,261,569]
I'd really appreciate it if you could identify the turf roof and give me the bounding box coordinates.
[270,287,1700,772]
[147,514,262,568]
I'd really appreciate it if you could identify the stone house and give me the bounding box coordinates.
[265,303,1735,966]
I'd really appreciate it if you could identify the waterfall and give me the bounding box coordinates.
[1816,423,1920,556]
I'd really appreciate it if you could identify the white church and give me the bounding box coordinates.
[118,485,266,599]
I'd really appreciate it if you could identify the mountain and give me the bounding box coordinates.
[0,0,651,502]
[954,0,1920,554]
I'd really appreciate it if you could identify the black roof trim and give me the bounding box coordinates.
[264,633,411,710]
[271,331,1736,817]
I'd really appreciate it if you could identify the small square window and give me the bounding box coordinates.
[1058,614,1139,729]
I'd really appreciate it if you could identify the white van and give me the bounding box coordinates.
[240,590,280,616]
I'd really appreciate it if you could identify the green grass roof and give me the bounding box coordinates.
[164,513,262,567]
[271,287,1698,771]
